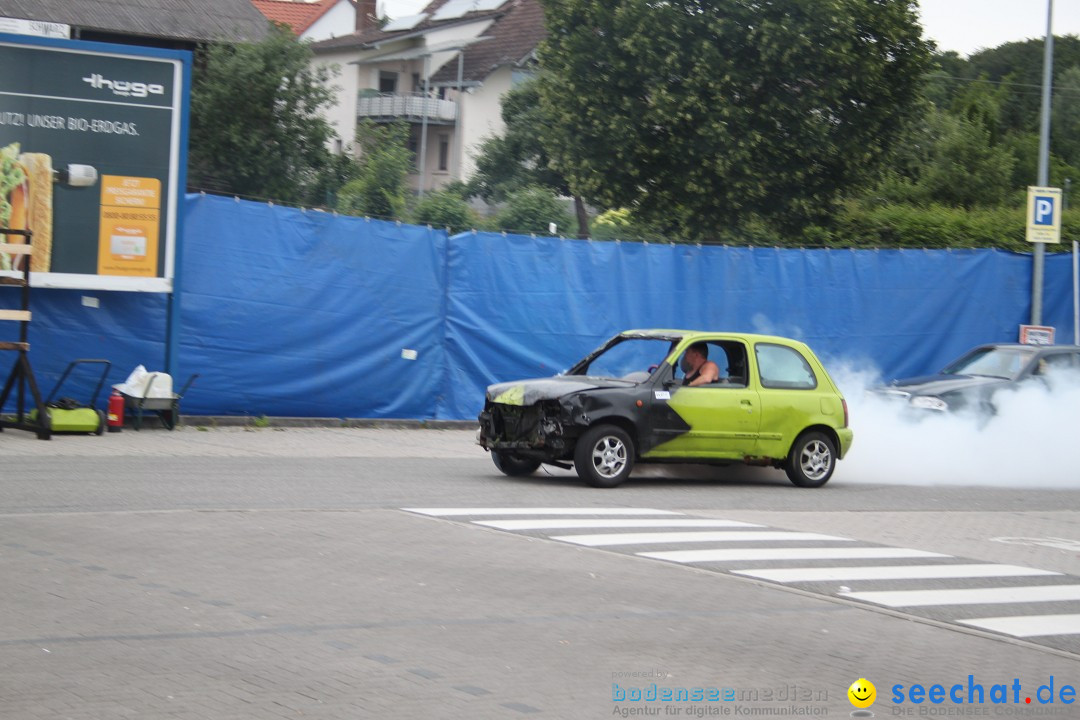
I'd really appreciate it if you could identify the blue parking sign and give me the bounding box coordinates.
[1033,195,1056,225]
[1026,186,1062,243]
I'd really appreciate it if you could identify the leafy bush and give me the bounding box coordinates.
[337,120,412,219]
[493,186,573,235]
[412,187,476,234]
[811,202,1079,251]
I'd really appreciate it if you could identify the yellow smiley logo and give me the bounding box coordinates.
[848,678,876,709]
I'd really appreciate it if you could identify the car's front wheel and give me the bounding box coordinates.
[574,424,635,488]
[491,451,541,477]
[785,431,836,488]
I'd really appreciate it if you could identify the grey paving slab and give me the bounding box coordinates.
[2,427,1080,719]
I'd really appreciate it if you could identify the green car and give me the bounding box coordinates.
[477,330,853,488]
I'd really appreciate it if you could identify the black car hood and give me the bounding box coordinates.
[486,375,634,405]
[881,374,1008,396]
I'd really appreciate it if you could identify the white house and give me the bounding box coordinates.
[311,0,545,193]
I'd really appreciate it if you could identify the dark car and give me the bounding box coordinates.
[871,343,1080,414]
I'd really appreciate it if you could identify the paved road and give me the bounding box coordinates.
[3,427,1080,719]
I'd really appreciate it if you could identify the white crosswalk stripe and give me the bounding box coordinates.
[551,531,852,547]
[403,507,684,516]
[401,507,1080,648]
[960,614,1080,637]
[639,547,949,562]
[473,518,761,531]
[841,585,1080,608]
[734,564,1061,583]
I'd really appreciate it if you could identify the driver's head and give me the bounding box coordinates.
[686,343,708,368]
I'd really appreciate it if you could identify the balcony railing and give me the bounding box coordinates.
[357,91,457,124]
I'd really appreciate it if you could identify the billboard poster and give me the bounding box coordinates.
[0,33,190,292]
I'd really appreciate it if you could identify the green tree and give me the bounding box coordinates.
[494,186,573,235]
[1052,65,1080,169]
[537,0,930,238]
[964,36,1080,135]
[337,120,413,219]
[189,25,341,204]
[469,78,590,237]
[919,113,1016,208]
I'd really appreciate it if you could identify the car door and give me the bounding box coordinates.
[753,342,829,459]
[644,339,761,460]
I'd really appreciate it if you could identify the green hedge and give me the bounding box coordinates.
[817,203,1079,252]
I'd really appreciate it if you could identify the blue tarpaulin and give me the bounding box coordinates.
[2,194,1077,420]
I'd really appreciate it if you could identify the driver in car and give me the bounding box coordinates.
[681,343,721,386]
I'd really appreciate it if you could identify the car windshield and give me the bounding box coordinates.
[569,336,676,382]
[941,347,1036,380]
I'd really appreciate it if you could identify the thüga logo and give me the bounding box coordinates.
[82,73,164,99]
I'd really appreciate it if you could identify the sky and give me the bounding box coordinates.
[379,0,1080,58]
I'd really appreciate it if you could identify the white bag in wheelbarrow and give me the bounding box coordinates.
[114,365,173,399]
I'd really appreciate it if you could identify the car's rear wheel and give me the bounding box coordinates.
[785,431,836,488]
[574,424,634,488]
[491,451,541,477]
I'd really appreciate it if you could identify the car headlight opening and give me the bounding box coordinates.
[910,395,948,411]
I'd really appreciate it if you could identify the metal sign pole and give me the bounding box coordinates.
[1073,237,1079,344]
[1032,0,1054,325]
[418,53,430,199]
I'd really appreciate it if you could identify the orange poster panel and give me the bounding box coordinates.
[98,176,160,276]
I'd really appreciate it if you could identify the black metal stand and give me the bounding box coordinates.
[0,228,50,440]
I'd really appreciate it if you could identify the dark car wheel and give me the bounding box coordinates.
[491,451,542,477]
[785,431,836,488]
[574,424,635,488]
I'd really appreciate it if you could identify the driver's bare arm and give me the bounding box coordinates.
[688,361,720,386]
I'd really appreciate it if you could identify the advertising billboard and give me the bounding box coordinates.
[0,33,190,292]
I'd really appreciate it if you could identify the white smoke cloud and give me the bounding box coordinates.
[828,359,1080,488]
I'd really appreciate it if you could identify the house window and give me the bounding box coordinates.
[438,135,450,172]
[412,72,422,92]
[379,71,398,93]
[408,133,419,171]
[333,138,343,155]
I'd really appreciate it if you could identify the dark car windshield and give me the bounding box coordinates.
[568,336,677,382]
[941,347,1036,380]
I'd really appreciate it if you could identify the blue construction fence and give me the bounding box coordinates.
[2,193,1077,420]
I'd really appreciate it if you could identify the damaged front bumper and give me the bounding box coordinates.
[477,400,583,460]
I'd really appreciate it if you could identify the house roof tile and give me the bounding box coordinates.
[429,0,543,85]
[0,0,270,43]
[251,0,342,35]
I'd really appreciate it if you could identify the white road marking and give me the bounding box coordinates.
[959,614,1080,637]
[841,585,1080,608]
[551,531,853,547]
[734,564,1062,583]
[639,548,949,563]
[403,508,684,517]
[474,519,762,531]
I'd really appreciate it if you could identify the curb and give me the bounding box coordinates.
[177,416,478,430]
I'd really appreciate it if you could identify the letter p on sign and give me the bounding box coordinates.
[1026,186,1063,243]
[1034,196,1055,225]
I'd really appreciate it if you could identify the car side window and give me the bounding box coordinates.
[1035,352,1080,375]
[755,344,817,390]
[673,341,749,387]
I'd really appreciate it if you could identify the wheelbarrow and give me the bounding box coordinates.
[117,372,198,430]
